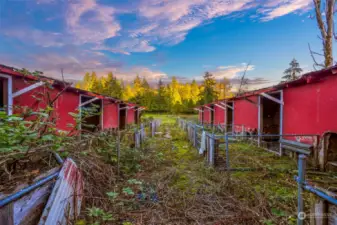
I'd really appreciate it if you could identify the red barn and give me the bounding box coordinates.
[0,64,141,133]
[197,66,337,170]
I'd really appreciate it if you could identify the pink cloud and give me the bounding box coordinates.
[260,0,312,21]
[66,0,120,44]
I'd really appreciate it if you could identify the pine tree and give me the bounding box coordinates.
[170,77,182,104]
[122,84,134,101]
[216,77,231,100]
[283,59,303,81]
[190,79,200,104]
[87,72,100,92]
[133,75,142,96]
[141,77,150,89]
[199,72,217,104]
[75,70,233,113]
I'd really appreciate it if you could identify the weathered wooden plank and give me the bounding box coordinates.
[0,203,13,225]
[38,158,83,225]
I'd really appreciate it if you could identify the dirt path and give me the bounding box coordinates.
[130,117,261,225]
[79,115,262,225]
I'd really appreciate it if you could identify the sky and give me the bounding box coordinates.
[0,0,332,89]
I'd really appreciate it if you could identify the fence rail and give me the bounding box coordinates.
[178,118,337,224]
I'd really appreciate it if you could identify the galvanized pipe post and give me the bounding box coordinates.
[241,125,244,140]
[151,121,155,137]
[297,154,306,225]
[194,125,197,147]
[209,134,215,166]
[225,133,230,170]
[117,131,121,176]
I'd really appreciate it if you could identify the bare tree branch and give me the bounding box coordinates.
[238,62,251,94]
[308,43,325,69]
[313,0,327,39]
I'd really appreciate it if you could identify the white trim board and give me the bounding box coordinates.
[12,81,45,98]
[260,92,284,105]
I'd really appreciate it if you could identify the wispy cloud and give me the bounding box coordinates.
[66,0,120,44]
[195,63,255,80]
[2,0,313,52]
[3,29,70,48]
[97,38,155,55]
[117,67,168,82]
[260,0,312,21]
[0,0,315,82]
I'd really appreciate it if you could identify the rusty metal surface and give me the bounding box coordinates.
[38,158,83,225]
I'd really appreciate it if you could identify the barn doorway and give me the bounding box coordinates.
[119,103,127,130]
[0,79,5,111]
[134,108,139,125]
[201,107,204,124]
[326,133,337,171]
[0,76,9,114]
[226,102,233,126]
[210,105,215,125]
[260,92,281,142]
[80,95,102,133]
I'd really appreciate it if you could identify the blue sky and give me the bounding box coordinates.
[0,0,331,89]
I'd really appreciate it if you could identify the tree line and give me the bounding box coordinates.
[75,72,233,113]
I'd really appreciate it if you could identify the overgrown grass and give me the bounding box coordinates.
[215,140,315,225]
[142,113,198,124]
[74,115,260,224]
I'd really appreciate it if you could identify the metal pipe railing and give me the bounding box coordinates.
[295,154,337,224]
[179,119,337,224]
[0,171,59,208]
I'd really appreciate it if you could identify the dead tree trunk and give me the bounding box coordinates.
[312,0,335,68]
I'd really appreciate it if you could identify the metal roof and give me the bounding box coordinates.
[0,64,139,106]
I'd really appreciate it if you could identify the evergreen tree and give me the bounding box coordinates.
[190,79,200,104]
[75,71,233,113]
[141,77,150,89]
[133,75,142,95]
[283,59,303,81]
[199,72,217,104]
[216,77,231,100]
[122,84,134,101]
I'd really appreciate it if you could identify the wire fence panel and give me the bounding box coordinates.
[178,119,337,224]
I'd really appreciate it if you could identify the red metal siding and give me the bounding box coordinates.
[13,77,50,112]
[127,104,136,124]
[234,96,258,132]
[283,75,337,137]
[214,105,225,125]
[54,92,79,132]
[12,77,79,132]
[103,100,118,129]
[203,107,211,124]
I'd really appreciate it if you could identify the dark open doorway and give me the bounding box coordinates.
[0,79,4,111]
[80,96,102,133]
[201,107,204,124]
[210,105,215,125]
[134,107,139,125]
[261,92,281,141]
[119,103,127,129]
[226,102,233,126]
[326,133,337,171]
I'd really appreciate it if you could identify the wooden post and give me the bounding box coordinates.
[117,131,121,176]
